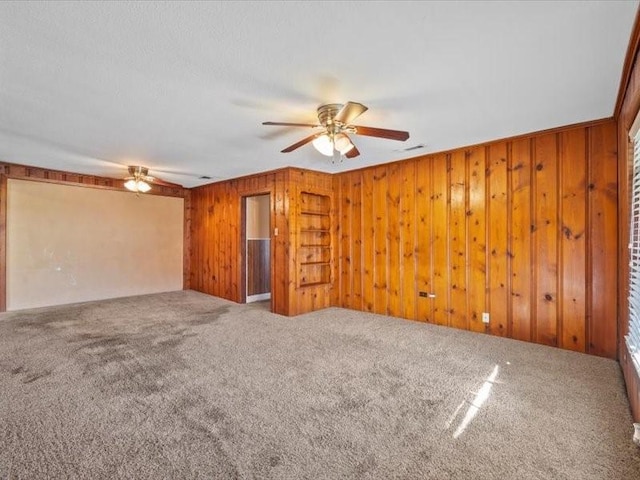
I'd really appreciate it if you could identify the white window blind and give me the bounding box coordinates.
[627,130,640,373]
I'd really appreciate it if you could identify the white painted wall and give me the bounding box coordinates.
[246,194,270,239]
[6,179,183,310]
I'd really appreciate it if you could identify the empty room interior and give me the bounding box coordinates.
[3,1,640,478]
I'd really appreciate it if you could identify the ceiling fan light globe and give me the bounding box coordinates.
[334,134,354,155]
[137,181,152,193]
[312,134,334,156]
[124,179,138,191]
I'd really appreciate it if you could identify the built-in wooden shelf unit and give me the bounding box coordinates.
[298,192,331,287]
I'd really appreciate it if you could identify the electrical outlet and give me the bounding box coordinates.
[419,291,428,298]
[482,312,490,324]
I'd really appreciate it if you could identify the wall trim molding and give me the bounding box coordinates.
[615,5,640,119]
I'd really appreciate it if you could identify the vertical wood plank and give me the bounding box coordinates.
[449,149,468,330]
[274,171,289,314]
[373,166,388,315]
[510,138,533,342]
[560,128,587,352]
[588,122,618,358]
[362,170,375,312]
[488,142,509,336]
[533,133,559,347]
[351,172,363,311]
[467,147,486,333]
[401,161,417,320]
[183,190,192,290]
[432,154,449,326]
[340,174,352,308]
[387,163,402,317]
[415,157,433,322]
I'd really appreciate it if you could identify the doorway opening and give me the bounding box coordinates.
[243,194,271,304]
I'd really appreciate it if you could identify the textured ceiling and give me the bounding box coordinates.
[0,1,637,187]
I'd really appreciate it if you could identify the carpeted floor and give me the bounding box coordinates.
[0,290,639,479]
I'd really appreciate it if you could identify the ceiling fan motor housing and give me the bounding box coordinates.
[128,166,149,178]
[317,104,343,130]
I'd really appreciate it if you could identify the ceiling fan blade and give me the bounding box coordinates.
[345,142,360,159]
[281,133,320,153]
[262,121,320,128]
[352,125,410,141]
[334,102,368,124]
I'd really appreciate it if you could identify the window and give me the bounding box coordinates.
[627,129,640,373]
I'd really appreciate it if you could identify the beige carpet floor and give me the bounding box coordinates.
[0,290,639,479]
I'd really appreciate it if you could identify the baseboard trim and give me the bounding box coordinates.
[247,293,271,303]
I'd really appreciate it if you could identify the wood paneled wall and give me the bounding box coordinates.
[616,7,640,422]
[288,169,334,315]
[190,170,278,305]
[247,240,271,296]
[188,167,334,316]
[333,120,618,358]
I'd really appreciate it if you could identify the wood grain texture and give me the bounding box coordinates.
[190,167,334,316]
[509,139,532,341]
[373,166,388,315]
[288,170,334,315]
[400,161,417,321]
[588,123,618,358]
[247,240,271,296]
[183,190,192,290]
[449,150,467,330]
[190,171,277,307]
[488,143,509,337]
[560,129,587,352]
[533,133,559,347]
[387,164,402,317]
[415,157,433,323]
[467,147,486,333]
[334,119,618,358]
[431,153,449,327]
[617,5,640,420]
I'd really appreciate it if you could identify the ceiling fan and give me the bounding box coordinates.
[262,101,409,159]
[123,166,182,193]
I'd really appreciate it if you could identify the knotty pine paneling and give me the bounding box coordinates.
[334,119,618,358]
[509,139,532,341]
[288,168,334,316]
[400,161,417,321]
[431,153,449,327]
[189,167,334,316]
[415,159,432,323]
[247,239,271,296]
[617,6,640,422]
[533,133,559,346]
[190,171,278,307]
[468,147,487,333]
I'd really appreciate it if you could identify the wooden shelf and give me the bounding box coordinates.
[301,210,330,216]
[299,281,331,288]
[298,191,331,288]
